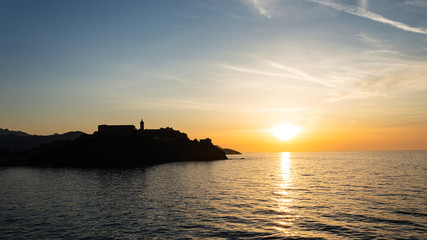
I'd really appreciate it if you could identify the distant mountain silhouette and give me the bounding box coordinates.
[0,128,30,137]
[0,124,227,167]
[0,129,86,152]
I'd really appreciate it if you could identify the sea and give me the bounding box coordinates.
[0,151,426,239]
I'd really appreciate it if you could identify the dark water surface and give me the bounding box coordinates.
[1,151,426,239]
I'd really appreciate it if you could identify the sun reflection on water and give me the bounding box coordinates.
[273,152,297,233]
[278,152,292,194]
[281,152,291,178]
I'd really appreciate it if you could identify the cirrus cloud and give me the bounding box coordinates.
[310,0,427,34]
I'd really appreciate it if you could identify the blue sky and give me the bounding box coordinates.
[1,0,426,151]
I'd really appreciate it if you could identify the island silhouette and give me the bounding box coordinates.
[0,119,229,167]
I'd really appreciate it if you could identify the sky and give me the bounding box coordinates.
[1,0,426,152]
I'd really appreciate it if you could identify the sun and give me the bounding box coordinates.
[270,123,301,141]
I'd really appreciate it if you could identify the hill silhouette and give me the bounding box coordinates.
[0,129,85,152]
[216,146,242,155]
[0,125,227,167]
[0,128,30,137]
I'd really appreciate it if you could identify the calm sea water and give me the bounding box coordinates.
[0,151,426,239]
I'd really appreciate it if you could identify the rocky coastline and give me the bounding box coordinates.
[0,124,228,167]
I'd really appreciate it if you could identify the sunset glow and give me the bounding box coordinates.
[271,124,301,141]
[1,2,426,239]
[0,0,426,152]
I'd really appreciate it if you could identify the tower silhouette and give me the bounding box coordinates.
[140,119,144,131]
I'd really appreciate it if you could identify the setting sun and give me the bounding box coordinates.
[270,124,301,141]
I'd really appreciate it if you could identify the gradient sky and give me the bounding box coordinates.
[1,0,426,152]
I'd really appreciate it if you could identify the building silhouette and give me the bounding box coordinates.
[97,125,137,136]
[97,119,188,141]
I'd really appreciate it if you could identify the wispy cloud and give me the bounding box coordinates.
[264,60,337,88]
[328,63,427,102]
[356,65,427,92]
[363,50,403,56]
[222,53,427,103]
[311,0,427,34]
[356,32,384,47]
[124,98,312,116]
[158,75,195,83]
[223,61,337,88]
[405,0,427,8]
[241,0,277,18]
[120,98,220,111]
[355,32,403,56]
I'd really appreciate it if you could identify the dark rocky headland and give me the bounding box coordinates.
[0,121,227,167]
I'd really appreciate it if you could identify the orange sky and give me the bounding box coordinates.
[1,1,426,152]
[200,123,427,153]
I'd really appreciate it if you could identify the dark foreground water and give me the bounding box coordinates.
[1,151,426,239]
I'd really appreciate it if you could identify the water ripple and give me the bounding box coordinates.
[0,151,426,239]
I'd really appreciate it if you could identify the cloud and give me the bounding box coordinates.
[355,32,399,53]
[311,0,427,34]
[405,0,427,8]
[241,0,277,18]
[223,53,427,103]
[363,50,403,56]
[264,60,337,88]
[223,61,337,89]
[328,63,427,102]
[158,75,195,83]
[120,98,220,111]
[357,65,427,92]
[356,32,383,46]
